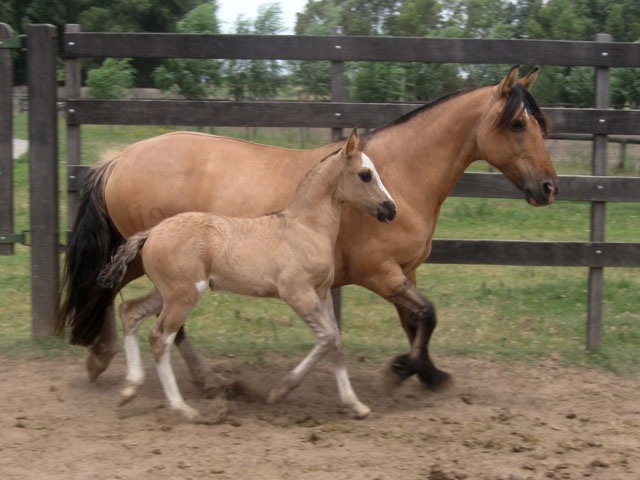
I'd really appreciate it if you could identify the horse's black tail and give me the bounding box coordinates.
[97,232,148,292]
[55,153,124,346]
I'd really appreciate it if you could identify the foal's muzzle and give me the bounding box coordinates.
[377,200,397,222]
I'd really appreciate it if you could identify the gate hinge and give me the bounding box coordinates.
[0,230,30,246]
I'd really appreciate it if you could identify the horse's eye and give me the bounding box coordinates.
[359,171,372,183]
[511,119,526,132]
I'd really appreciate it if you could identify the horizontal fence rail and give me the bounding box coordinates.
[65,164,640,268]
[65,100,640,135]
[64,33,640,67]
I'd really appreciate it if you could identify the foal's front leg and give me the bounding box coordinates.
[323,290,371,418]
[268,289,370,419]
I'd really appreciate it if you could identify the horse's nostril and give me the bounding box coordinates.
[543,181,555,197]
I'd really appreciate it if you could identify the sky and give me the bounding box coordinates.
[217,0,310,34]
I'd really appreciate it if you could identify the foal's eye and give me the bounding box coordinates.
[359,171,372,183]
[511,119,526,132]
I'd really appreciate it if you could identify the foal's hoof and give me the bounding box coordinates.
[266,387,287,405]
[175,405,200,421]
[419,368,453,392]
[352,403,372,420]
[118,386,138,406]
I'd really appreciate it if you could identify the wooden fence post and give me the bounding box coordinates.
[28,24,59,338]
[587,33,611,350]
[65,24,82,236]
[330,26,346,324]
[0,23,14,256]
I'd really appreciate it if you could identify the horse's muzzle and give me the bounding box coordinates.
[377,200,397,222]
[525,179,558,207]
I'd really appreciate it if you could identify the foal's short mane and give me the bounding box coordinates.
[496,83,549,137]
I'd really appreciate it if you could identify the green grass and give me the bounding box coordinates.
[2,114,640,376]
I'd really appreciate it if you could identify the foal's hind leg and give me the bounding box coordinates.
[118,288,164,405]
[87,255,145,382]
[149,298,199,420]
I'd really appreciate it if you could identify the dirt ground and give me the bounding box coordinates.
[1,354,638,480]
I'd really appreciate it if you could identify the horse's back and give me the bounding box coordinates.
[104,131,330,237]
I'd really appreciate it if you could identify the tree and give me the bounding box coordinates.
[223,4,286,100]
[86,58,135,99]
[152,2,222,99]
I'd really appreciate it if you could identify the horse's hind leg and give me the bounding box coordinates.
[87,303,119,382]
[175,328,232,396]
[118,288,164,405]
[149,298,199,420]
[87,255,145,382]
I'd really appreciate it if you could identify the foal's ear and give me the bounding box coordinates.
[519,67,539,90]
[497,65,519,97]
[345,128,359,158]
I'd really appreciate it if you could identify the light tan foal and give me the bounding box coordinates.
[98,129,396,419]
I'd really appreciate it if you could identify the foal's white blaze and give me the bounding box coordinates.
[524,108,531,121]
[361,153,394,202]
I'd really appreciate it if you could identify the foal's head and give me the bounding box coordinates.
[337,129,396,222]
[475,66,558,207]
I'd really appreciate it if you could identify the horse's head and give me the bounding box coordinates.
[338,129,396,222]
[475,66,558,206]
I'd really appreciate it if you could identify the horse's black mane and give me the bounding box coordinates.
[359,79,549,141]
[496,83,549,137]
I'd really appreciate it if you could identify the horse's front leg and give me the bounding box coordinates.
[366,268,451,390]
[389,271,451,390]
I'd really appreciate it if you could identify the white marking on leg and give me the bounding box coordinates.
[124,334,144,386]
[156,332,196,418]
[194,280,208,294]
[361,152,394,202]
[335,366,371,419]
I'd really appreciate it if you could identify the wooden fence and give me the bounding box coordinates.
[14,24,640,347]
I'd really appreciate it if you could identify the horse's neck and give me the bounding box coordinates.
[367,87,489,210]
[283,156,343,238]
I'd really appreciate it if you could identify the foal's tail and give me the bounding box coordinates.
[97,232,149,291]
[55,152,124,346]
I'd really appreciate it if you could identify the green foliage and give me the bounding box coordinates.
[86,58,135,99]
[222,4,286,100]
[152,2,222,99]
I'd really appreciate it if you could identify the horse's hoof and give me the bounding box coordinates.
[389,354,417,381]
[86,349,118,382]
[419,368,453,392]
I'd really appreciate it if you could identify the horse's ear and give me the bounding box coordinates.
[497,65,519,97]
[345,128,359,158]
[519,67,539,90]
